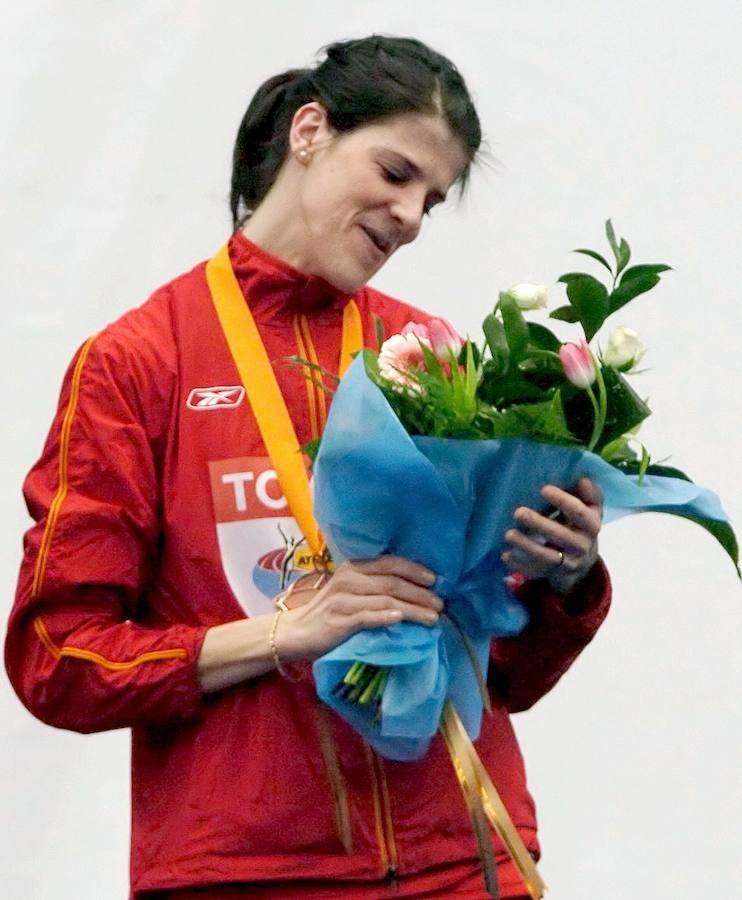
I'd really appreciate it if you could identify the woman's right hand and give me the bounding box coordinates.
[277,556,443,663]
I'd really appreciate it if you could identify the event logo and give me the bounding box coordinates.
[209,456,313,616]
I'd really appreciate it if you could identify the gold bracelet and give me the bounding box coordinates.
[270,584,302,681]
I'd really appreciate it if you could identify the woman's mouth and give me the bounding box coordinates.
[360,225,392,259]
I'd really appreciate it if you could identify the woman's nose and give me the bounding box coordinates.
[391,191,425,244]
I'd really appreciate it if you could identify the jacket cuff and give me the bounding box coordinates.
[164,625,210,722]
[518,558,612,641]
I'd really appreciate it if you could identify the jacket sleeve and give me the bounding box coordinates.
[488,559,612,713]
[5,322,209,734]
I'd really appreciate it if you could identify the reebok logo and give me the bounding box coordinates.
[186,386,245,410]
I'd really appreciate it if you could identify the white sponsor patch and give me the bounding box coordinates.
[187,386,245,409]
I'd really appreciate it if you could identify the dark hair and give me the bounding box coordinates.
[230,35,482,226]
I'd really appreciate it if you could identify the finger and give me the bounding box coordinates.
[504,529,581,570]
[332,570,443,611]
[539,485,602,536]
[512,507,591,555]
[347,556,437,587]
[501,547,565,577]
[346,608,404,634]
[576,477,604,512]
[341,595,440,627]
[364,575,443,611]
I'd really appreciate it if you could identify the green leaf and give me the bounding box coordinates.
[616,238,631,276]
[645,508,739,577]
[361,346,382,381]
[550,305,579,323]
[557,271,593,284]
[374,314,385,351]
[527,322,562,352]
[573,248,613,274]
[637,443,650,485]
[563,274,610,342]
[600,367,651,448]
[463,340,480,413]
[478,365,552,407]
[482,313,510,369]
[419,340,444,379]
[498,292,529,363]
[485,393,577,444]
[461,338,482,369]
[605,219,620,265]
[599,434,638,464]
[619,264,672,284]
[284,356,341,384]
[678,515,740,578]
[518,350,563,376]
[609,273,661,314]
[616,461,692,482]
[303,438,322,464]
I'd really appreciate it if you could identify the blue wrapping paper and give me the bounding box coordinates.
[312,356,733,760]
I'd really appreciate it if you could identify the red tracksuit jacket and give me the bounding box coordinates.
[5,233,611,898]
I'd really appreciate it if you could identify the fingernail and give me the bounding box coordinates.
[422,569,437,586]
[426,610,440,623]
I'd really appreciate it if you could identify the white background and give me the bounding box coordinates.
[2,2,741,897]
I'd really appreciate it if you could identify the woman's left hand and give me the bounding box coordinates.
[502,477,604,595]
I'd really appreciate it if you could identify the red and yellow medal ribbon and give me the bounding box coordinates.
[206,242,362,559]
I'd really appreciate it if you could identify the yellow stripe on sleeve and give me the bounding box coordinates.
[33,617,187,670]
[31,335,97,599]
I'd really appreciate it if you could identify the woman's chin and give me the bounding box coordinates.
[323,263,374,295]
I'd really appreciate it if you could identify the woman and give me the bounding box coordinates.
[5,36,609,899]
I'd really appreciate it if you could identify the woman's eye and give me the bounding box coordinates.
[381,166,406,185]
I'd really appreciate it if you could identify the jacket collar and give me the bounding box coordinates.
[228,230,352,321]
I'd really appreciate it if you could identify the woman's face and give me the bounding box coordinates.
[286,110,469,293]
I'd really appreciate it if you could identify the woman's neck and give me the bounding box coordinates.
[240,171,311,274]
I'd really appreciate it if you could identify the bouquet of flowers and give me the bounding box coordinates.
[310,221,738,767]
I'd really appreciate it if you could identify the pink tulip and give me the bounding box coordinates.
[559,339,596,389]
[400,321,430,340]
[427,317,463,361]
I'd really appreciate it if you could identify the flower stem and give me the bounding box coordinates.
[586,363,608,452]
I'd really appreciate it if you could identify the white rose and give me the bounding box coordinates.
[604,326,646,370]
[506,283,548,310]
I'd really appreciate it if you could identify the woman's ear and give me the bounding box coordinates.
[289,102,335,158]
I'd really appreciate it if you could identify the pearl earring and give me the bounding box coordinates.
[297,148,310,163]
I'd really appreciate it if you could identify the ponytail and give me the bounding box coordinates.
[230,68,314,226]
